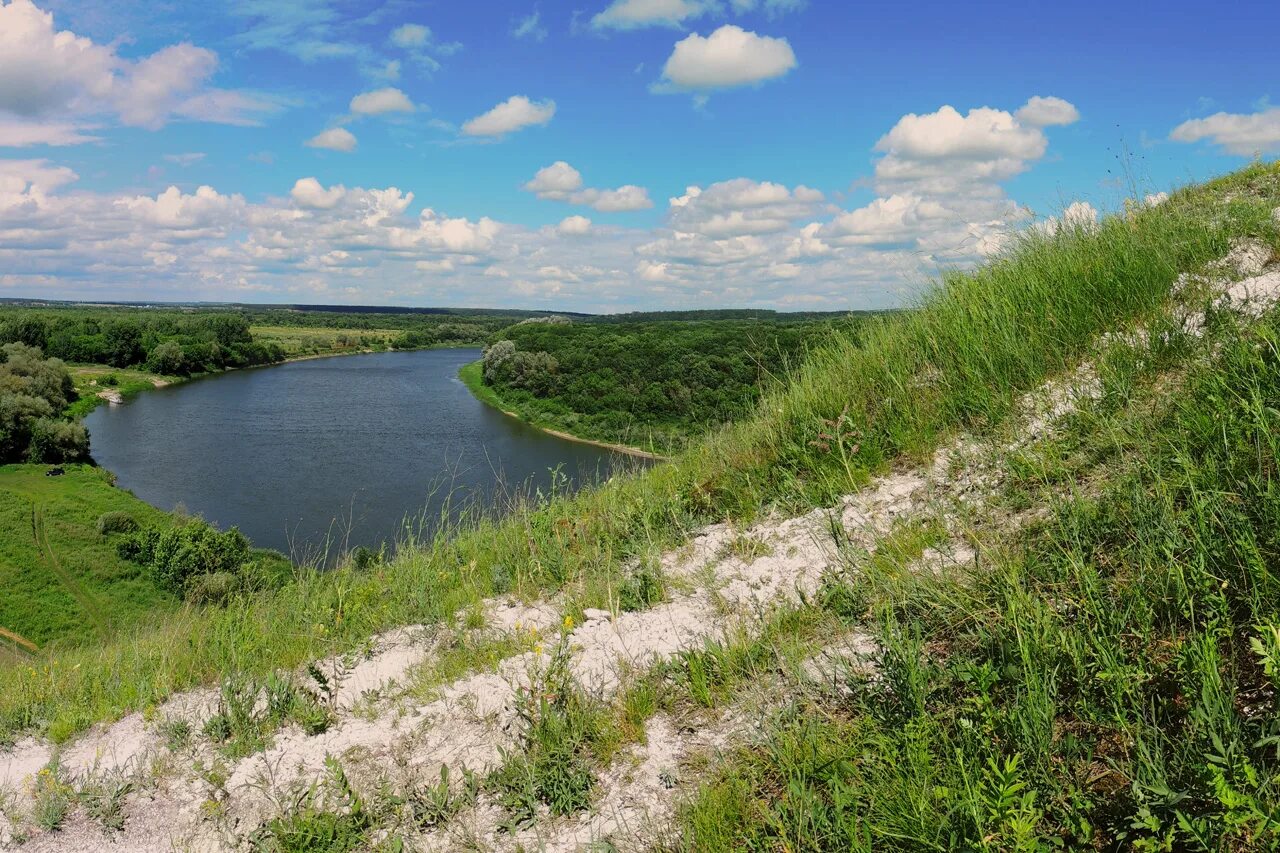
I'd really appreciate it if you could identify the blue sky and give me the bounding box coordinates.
[1,0,1277,311]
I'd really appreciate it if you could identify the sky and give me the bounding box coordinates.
[1,0,1278,312]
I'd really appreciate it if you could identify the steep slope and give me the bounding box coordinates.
[1,164,1279,851]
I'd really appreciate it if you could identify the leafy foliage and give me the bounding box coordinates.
[479,316,856,450]
[118,520,251,594]
[0,343,86,463]
[0,311,283,376]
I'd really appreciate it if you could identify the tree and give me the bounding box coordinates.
[0,344,83,463]
[0,317,48,349]
[103,321,144,367]
[147,340,187,375]
[482,340,517,384]
[26,418,89,463]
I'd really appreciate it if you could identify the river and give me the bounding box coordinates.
[84,349,639,561]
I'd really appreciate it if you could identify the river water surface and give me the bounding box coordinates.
[85,349,637,560]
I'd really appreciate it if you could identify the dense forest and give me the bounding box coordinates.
[0,311,284,377]
[477,315,870,451]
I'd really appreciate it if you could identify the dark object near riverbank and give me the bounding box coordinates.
[45,467,64,477]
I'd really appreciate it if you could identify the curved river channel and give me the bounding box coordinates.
[85,348,640,561]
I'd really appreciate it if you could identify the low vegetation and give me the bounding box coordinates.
[1,163,1279,849]
[0,465,176,650]
[681,304,1280,850]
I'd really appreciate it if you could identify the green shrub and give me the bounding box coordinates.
[118,521,250,593]
[96,511,139,536]
[26,418,89,463]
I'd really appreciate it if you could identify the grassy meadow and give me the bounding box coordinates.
[248,324,403,358]
[1,162,1279,846]
[0,465,177,653]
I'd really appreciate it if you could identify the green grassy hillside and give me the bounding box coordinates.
[0,158,1276,847]
[0,465,177,651]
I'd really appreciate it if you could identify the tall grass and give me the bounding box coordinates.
[680,304,1280,849]
[1,162,1276,743]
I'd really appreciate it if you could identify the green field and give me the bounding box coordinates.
[249,324,402,358]
[0,465,177,652]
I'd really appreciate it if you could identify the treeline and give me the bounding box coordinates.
[480,317,853,450]
[0,311,283,376]
[244,308,558,338]
[0,344,88,463]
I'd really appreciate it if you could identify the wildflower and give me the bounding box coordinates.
[563,615,575,631]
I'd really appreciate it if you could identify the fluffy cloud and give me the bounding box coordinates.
[349,87,415,115]
[1015,95,1080,128]
[0,0,278,145]
[820,194,953,247]
[1170,107,1280,156]
[461,95,555,137]
[523,161,653,212]
[557,215,593,236]
[806,97,1080,261]
[871,97,1078,198]
[415,209,501,253]
[1035,200,1099,237]
[0,96,1082,311]
[524,161,582,196]
[592,0,711,29]
[118,185,244,233]
[305,127,357,151]
[876,104,1046,164]
[667,178,824,237]
[657,25,796,92]
[290,177,346,209]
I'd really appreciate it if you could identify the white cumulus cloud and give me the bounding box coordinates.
[461,95,555,137]
[1014,95,1080,128]
[349,87,415,115]
[305,127,357,151]
[557,215,593,235]
[1171,107,1280,156]
[290,177,346,209]
[0,0,279,145]
[523,161,653,212]
[657,25,796,93]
